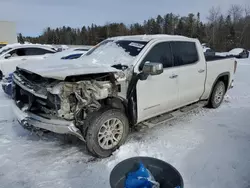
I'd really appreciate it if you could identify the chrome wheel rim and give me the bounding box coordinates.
[98,118,124,150]
[214,83,225,104]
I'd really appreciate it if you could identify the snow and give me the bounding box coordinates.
[82,41,136,66]
[17,57,119,80]
[0,43,55,54]
[203,47,211,52]
[1,57,250,187]
[216,48,245,57]
[109,34,189,42]
[215,52,228,56]
[228,48,244,56]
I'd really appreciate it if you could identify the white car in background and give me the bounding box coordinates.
[228,48,249,59]
[43,47,90,60]
[0,43,56,79]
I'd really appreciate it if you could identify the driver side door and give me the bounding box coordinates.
[136,42,180,123]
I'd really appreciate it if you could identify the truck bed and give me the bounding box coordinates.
[205,55,235,62]
[201,57,235,100]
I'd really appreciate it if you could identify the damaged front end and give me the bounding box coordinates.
[12,68,128,140]
[47,79,116,121]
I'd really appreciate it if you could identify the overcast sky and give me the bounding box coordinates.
[0,0,249,36]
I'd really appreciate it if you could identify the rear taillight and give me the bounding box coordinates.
[234,60,237,73]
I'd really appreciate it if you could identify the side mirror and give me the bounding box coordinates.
[4,54,11,59]
[142,61,163,76]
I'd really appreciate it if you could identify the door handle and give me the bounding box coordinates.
[169,74,178,79]
[198,69,205,73]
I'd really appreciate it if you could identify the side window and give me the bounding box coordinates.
[9,49,26,57]
[24,48,55,56]
[140,42,173,70]
[171,41,199,66]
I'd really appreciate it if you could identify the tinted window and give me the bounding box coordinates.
[25,48,55,56]
[9,49,26,56]
[74,49,89,51]
[171,41,198,66]
[140,42,173,70]
[61,53,83,59]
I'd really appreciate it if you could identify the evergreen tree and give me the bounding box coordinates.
[19,4,250,51]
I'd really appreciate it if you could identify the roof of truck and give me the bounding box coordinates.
[109,34,191,42]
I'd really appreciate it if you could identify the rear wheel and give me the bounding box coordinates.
[208,81,226,108]
[85,109,129,158]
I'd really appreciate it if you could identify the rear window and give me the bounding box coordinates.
[171,41,199,66]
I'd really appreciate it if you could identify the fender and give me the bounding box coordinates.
[207,72,230,101]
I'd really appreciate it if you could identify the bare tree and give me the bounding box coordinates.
[207,6,221,23]
[240,5,250,44]
[207,6,221,46]
[244,5,250,16]
[228,4,243,23]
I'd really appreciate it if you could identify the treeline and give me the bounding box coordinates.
[18,4,250,51]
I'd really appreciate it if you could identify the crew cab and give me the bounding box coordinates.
[0,43,56,80]
[11,35,236,158]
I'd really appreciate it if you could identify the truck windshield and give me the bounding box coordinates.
[83,40,148,67]
[86,40,147,57]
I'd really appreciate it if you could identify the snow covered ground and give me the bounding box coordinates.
[0,58,250,188]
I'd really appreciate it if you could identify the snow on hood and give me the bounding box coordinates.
[229,48,244,55]
[17,58,118,80]
[17,41,136,80]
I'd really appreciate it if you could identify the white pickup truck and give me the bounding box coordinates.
[12,35,236,158]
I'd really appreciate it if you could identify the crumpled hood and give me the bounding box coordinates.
[17,58,118,80]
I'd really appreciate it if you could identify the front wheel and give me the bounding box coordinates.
[208,81,226,108]
[85,109,129,158]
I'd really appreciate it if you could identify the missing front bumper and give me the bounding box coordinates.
[12,102,85,141]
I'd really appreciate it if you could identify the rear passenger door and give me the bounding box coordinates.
[171,41,206,106]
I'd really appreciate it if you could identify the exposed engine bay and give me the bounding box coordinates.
[12,68,129,127]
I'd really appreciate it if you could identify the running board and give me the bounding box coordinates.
[139,101,207,129]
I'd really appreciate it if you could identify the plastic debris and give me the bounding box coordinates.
[125,162,160,188]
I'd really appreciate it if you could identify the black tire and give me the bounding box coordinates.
[86,108,129,158]
[0,70,3,80]
[208,81,226,108]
